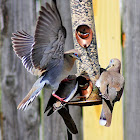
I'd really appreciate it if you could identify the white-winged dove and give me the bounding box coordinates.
[96,58,125,127]
[45,75,78,134]
[11,0,81,110]
[45,75,78,114]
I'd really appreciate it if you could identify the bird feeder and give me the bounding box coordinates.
[69,0,101,105]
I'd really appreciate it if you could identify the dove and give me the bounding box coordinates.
[95,58,125,127]
[11,0,81,110]
[44,75,78,140]
[44,75,78,133]
[44,75,78,114]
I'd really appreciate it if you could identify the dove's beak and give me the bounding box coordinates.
[106,64,111,70]
[79,58,82,62]
[75,55,82,62]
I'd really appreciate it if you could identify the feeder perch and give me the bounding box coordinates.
[68,74,102,106]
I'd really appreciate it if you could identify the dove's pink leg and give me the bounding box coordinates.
[52,92,67,103]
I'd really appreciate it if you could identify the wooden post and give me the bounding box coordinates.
[123,0,140,140]
[70,0,100,83]
[0,0,40,140]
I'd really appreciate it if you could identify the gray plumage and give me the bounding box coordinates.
[11,0,81,110]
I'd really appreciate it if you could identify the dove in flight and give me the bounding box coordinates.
[11,0,81,110]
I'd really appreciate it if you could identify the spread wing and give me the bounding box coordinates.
[11,31,44,76]
[32,0,66,71]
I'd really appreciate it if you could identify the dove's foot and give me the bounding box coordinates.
[52,93,67,103]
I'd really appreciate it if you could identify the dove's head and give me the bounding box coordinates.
[106,58,121,73]
[64,49,82,62]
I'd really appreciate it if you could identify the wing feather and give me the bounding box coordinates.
[32,0,66,71]
[11,31,45,76]
[12,1,66,74]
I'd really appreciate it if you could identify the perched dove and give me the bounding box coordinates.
[45,75,78,115]
[96,58,125,127]
[44,75,78,135]
[11,0,81,110]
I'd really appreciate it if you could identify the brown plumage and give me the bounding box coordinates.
[96,58,125,127]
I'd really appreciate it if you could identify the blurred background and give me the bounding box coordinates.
[0,0,139,140]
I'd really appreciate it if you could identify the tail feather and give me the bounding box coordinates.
[17,77,46,110]
[99,105,107,126]
[44,95,56,113]
[47,108,56,116]
[99,99,112,127]
[58,106,78,134]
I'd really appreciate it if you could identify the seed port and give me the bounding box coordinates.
[75,24,93,48]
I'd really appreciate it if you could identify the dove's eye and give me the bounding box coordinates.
[74,53,78,57]
[110,59,114,64]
